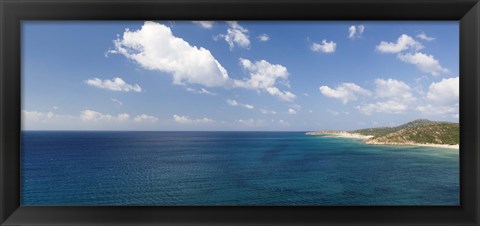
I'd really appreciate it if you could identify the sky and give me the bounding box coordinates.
[21,21,459,131]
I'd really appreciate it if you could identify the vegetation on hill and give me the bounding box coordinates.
[353,119,459,145]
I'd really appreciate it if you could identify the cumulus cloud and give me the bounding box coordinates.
[235,58,296,102]
[85,77,142,92]
[80,110,160,123]
[134,114,159,122]
[426,77,459,104]
[111,21,230,87]
[80,110,131,122]
[311,40,336,53]
[357,100,409,115]
[417,77,459,118]
[22,110,55,122]
[397,52,449,76]
[417,32,435,41]
[22,110,75,129]
[319,83,371,104]
[192,21,214,29]
[376,34,448,76]
[348,25,365,39]
[111,22,298,103]
[173,114,213,124]
[258,34,270,42]
[374,78,416,102]
[117,113,130,121]
[356,79,416,115]
[376,34,423,53]
[226,99,254,109]
[416,104,457,116]
[217,21,250,50]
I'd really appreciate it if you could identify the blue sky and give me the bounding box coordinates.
[22,21,459,131]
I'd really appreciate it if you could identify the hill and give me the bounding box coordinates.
[352,119,459,145]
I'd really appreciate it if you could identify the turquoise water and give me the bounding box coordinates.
[21,131,459,205]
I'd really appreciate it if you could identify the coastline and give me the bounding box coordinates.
[306,131,459,150]
[322,132,373,140]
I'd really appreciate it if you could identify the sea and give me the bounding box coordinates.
[21,131,459,206]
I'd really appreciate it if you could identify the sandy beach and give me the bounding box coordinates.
[409,143,459,150]
[325,132,374,140]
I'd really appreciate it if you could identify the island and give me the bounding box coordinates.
[306,119,459,149]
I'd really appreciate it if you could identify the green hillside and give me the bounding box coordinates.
[352,119,459,145]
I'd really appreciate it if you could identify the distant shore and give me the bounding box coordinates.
[306,131,373,140]
[306,131,459,150]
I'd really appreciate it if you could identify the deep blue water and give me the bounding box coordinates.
[21,131,459,205]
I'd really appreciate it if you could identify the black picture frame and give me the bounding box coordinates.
[1,0,479,225]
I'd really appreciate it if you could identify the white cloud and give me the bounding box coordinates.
[374,78,416,103]
[417,32,435,41]
[53,106,59,110]
[235,58,296,102]
[287,108,297,114]
[111,98,123,106]
[85,77,142,92]
[356,79,416,115]
[226,99,239,106]
[80,110,161,123]
[417,77,459,118]
[416,104,457,116]
[80,110,111,121]
[397,52,449,76]
[319,83,371,104]
[357,100,409,115]
[226,99,254,109]
[117,113,130,121]
[134,114,159,122]
[244,104,254,109]
[426,77,459,104]
[80,110,131,122]
[348,25,365,39]
[173,114,190,124]
[376,34,423,53]
[265,87,296,102]
[186,87,216,95]
[311,40,336,53]
[173,114,213,124]
[258,34,270,42]
[111,21,230,87]
[192,21,214,29]
[22,110,75,129]
[22,110,55,122]
[218,21,250,50]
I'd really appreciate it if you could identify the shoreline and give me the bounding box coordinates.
[322,132,374,140]
[364,141,459,150]
[306,132,459,150]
